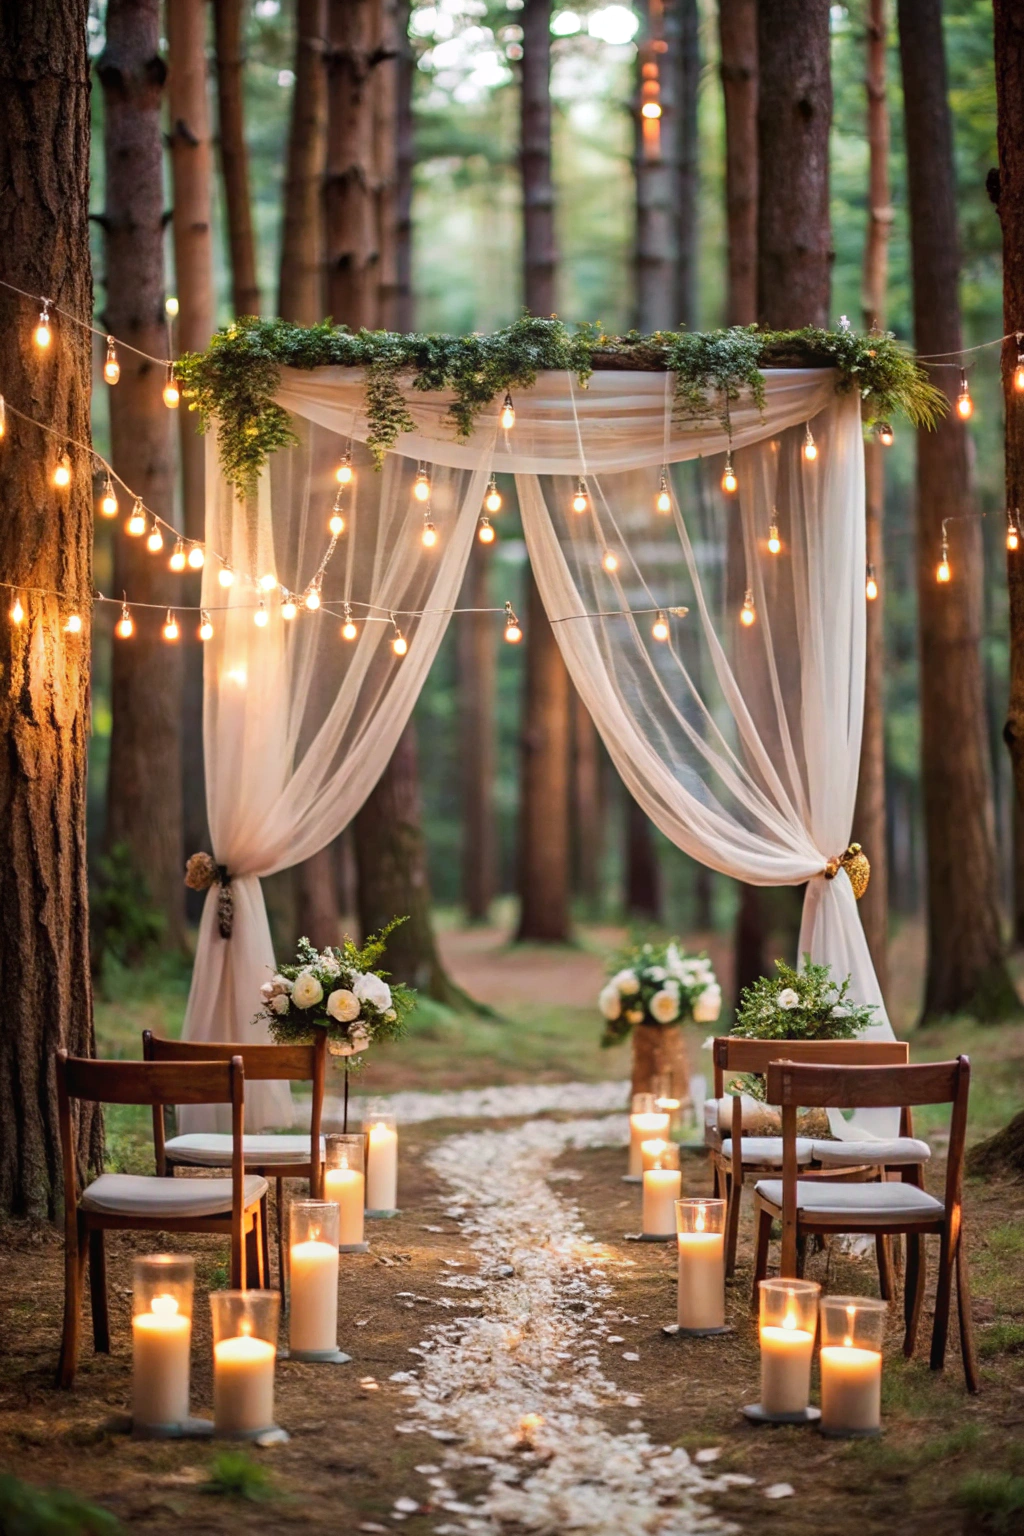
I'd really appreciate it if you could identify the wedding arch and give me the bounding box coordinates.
[176,319,939,1135]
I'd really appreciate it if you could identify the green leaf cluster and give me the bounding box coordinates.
[0,1475,120,1536]
[732,956,877,1042]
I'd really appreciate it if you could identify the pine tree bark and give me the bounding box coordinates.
[625,793,661,920]
[756,0,832,329]
[0,0,103,1217]
[675,0,699,330]
[520,0,556,318]
[324,0,383,329]
[393,0,415,333]
[718,0,757,326]
[212,0,260,316]
[374,0,401,331]
[458,543,497,923]
[100,0,184,950]
[278,0,328,325]
[635,0,679,333]
[166,0,215,905]
[572,692,603,909]
[898,0,1017,1020]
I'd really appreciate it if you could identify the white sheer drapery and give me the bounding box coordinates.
[184,366,892,1136]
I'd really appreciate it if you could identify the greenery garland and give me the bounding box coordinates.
[175,314,945,492]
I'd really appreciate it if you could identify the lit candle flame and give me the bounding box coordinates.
[695,1203,706,1233]
[150,1293,179,1317]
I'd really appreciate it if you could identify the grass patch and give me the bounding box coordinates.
[0,1473,120,1534]
[978,1321,1024,1359]
[956,1471,1024,1532]
[201,1453,278,1503]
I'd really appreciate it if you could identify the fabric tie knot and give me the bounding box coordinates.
[823,842,871,900]
[184,852,234,938]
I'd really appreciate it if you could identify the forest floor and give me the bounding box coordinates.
[1,917,1023,1534]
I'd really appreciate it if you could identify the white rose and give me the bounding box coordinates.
[259,980,276,1000]
[777,987,800,1010]
[327,987,361,1023]
[645,965,667,983]
[611,968,640,996]
[692,983,721,1023]
[831,1004,850,1018]
[291,969,324,1009]
[353,971,392,1012]
[649,988,681,1024]
[269,992,290,1015]
[599,983,622,1021]
[666,942,682,972]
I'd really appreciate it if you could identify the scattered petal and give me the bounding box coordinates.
[696,1448,722,1464]
[765,1482,795,1499]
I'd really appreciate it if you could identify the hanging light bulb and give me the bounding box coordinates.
[10,595,25,624]
[162,609,179,642]
[0,395,5,438]
[341,602,357,641]
[485,477,502,514]
[478,516,496,544]
[169,539,187,571]
[937,534,951,584]
[335,450,354,486]
[34,303,52,349]
[865,564,878,601]
[721,453,737,495]
[258,572,277,591]
[127,499,147,536]
[956,368,973,420]
[217,564,234,587]
[165,296,179,318]
[740,589,756,626]
[500,392,516,431]
[803,423,817,461]
[64,611,82,634]
[572,477,589,514]
[199,609,214,641]
[652,611,669,642]
[875,421,895,447]
[103,337,120,385]
[146,521,164,554]
[115,601,134,639]
[601,549,618,573]
[1008,511,1020,553]
[305,585,322,611]
[413,466,431,502]
[504,601,522,644]
[187,544,205,570]
[422,518,438,548]
[392,623,408,656]
[53,450,71,489]
[656,471,671,514]
[281,596,298,620]
[329,491,346,537]
[254,599,269,627]
[767,518,781,555]
[1015,343,1024,394]
[100,477,119,517]
[163,366,180,409]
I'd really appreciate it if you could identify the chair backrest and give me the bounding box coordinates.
[712,1035,908,1094]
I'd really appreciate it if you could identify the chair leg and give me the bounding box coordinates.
[247,1208,266,1289]
[955,1230,980,1394]
[276,1177,286,1301]
[725,1173,742,1279]
[259,1191,271,1292]
[875,1233,893,1302]
[751,1208,772,1311]
[903,1232,926,1358]
[231,1218,245,1290]
[795,1232,808,1279]
[56,1220,88,1389]
[930,1227,956,1373]
[89,1229,110,1353]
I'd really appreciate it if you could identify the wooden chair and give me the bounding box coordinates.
[752,1055,978,1392]
[708,1036,924,1277]
[142,1031,327,1294]
[56,1051,267,1390]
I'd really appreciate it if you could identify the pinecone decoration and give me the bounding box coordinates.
[840,843,871,900]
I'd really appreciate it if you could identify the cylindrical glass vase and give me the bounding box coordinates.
[362,1101,398,1214]
[758,1279,820,1419]
[289,1201,339,1358]
[675,1198,726,1333]
[132,1255,193,1432]
[819,1295,886,1437]
[210,1290,280,1437]
[324,1133,367,1250]
[629,1093,671,1179]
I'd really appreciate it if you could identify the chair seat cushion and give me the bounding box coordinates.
[165,1133,323,1168]
[810,1136,931,1168]
[80,1172,268,1218]
[721,1136,815,1166]
[755,1178,944,1222]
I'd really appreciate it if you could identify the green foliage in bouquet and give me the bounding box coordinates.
[732,956,877,1041]
[256,919,415,1055]
[598,939,721,1048]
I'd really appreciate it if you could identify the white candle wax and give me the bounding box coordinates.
[643,1167,681,1236]
[289,1238,339,1354]
[132,1295,191,1428]
[629,1112,670,1177]
[213,1333,277,1434]
[324,1163,365,1246]
[820,1345,882,1434]
[366,1122,398,1211]
[760,1325,815,1415]
[677,1231,725,1330]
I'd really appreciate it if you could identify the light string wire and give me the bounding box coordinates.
[0,275,173,368]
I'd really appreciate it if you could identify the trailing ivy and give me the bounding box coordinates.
[175,314,945,492]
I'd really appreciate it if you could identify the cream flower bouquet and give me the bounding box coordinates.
[599,940,720,1048]
[256,921,415,1057]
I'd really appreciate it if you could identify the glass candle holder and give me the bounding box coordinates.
[758,1279,820,1419]
[642,1145,682,1237]
[362,1100,398,1214]
[325,1133,366,1249]
[629,1093,671,1178]
[132,1255,193,1431]
[819,1295,886,1437]
[289,1201,339,1358]
[651,1071,683,1125]
[640,1137,678,1174]
[210,1290,280,1437]
[675,1198,727,1332]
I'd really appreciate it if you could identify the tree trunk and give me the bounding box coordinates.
[278,0,328,325]
[520,0,556,317]
[393,0,414,333]
[100,0,184,950]
[718,0,757,326]
[212,0,260,316]
[572,692,603,909]
[625,793,661,921]
[898,0,1017,1020]
[516,570,572,941]
[630,1023,690,1104]
[635,0,679,333]
[853,0,891,999]
[756,0,832,329]
[374,0,401,331]
[0,0,103,1216]
[675,0,699,329]
[166,0,215,910]
[295,846,342,946]
[993,2,1024,950]
[324,0,383,329]
[457,541,497,924]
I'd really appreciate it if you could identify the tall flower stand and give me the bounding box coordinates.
[630,1022,690,1107]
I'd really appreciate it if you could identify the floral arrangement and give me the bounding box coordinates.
[598,940,721,1047]
[731,956,876,1041]
[256,922,415,1056]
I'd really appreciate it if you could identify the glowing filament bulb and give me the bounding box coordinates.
[342,604,357,641]
[53,451,71,488]
[199,610,214,641]
[100,478,118,518]
[254,600,269,627]
[127,499,147,536]
[865,565,878,601]
[10,596,25,624]
[1015,354,1024,393]
[258,572,277,591]
[413,467,431,502]
[500,392,516,431]
[602,549,618,573]
[146,522,164,554]
[0,395,5,437]
[422,519,438,548]
[187,545,205,570]
[803,423,817,461]
[329,504,346,537]
[336,451,354,485]
[656,472,671,514]
[162,609,179,642]
[721,454,737,495]
[652,611,669,642]
[115,603,133,639]
[956,369,973,420]
[281,597,298,620]
[937,541,951,584]
[165,296,179,318]
[1008,512,1020,553]
[64,612,82,634]
[34,304,52,349]
[169,539,186,571]
[392,628,408,657]
[103,337,120,385]
[740,589,756,626]
[876,421,894,447]
[767,521,781,555]
[305,586,321,611]
[572,478,589,514]
[504,602,522,644]
[217,564,234,587]
[478,516,495,544]
[163,367,180,409]
[641,99,662,119]
[485,478,502,514]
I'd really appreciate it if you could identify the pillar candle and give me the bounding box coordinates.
[213,1333,277,1435]
[677,1230,725,1330]
[366,1122,398,1211]
[132,1294,191,1428]
[324,1162,365,1247]
[760,1324,815,1415]
[820,1345,882,1434]
[289,1239,339,1354]
[629,1112,670,1177]
[642,1167,681,1236]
